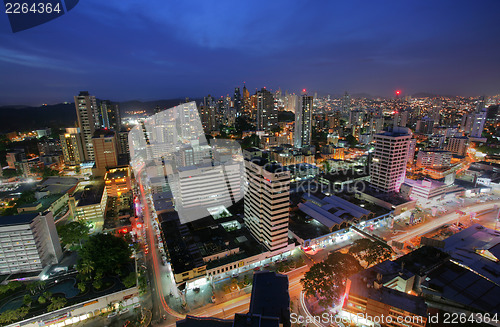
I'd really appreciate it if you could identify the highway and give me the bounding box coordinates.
[391,200,500,243]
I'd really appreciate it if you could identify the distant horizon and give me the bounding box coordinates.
[1,1,499,106]
[0,90,497,108]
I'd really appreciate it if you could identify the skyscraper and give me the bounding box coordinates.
[256,88,276,131]
[92,129,119,173]
[244,157,290,251]
[294,93,313,148]
[74,91,100,161]
[60,127,85,166]
[234,87,242,113]
[370,127,412,193]
[342,91,351,115]
[100,100,121,131]
[469,110,487,138]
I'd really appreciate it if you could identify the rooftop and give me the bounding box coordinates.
[0,213,38,227]
[75,182,105,206]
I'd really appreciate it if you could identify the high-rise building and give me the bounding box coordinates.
[393,110,408,127]
[294,93,313,148]
[92,129,119,172]
[416,150,452,168]
[342,91,350,115]
[75,91,100,161]
[370,127,412,193]
[60,127,85,166]
[0,212,62,275]
[244,157,290,252]
[234,87,242,113]
[445,136,469,156]
[469,110,487,138]
[118,130,130,159]
[37,138,61,156]
[100,100,121,131]
[256,88,276,131]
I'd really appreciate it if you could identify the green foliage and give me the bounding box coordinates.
[42,291,52,300]
[26,281,46,296]
[38,295,47,304]
[0,306,29,324]
[77,282,86,293]
[57,221,90,247]
[348,238,393,267]
[122,272,137,288]
[0,281,23,295]
[23,294,32,307]
[47,296,67,312]
[300,252,362,308]
[92,278,103,290]
[77,234,132,288]
[241,134,260,149]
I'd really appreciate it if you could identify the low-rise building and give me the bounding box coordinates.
[416,150,451,169]
[104,166,132,197]
[71,182,107,230]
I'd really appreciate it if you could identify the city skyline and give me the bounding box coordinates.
[1,0,500,105]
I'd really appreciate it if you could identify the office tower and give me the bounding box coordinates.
[75,91,100,161]
[294,93,313,148]
[469,110,487,138]
[431,106,441,125]
[256,88,277,131]
[415,117,434,134]
[328,111,340,129]
[234,87,242,113]
[92,129,119,171]
[407,138,417,163]
[393,110,408,127]
[342,91,351,115]
[202,95,218,132]
[445,136,469,156]
[244,157,290,251]
[369,117,384,135]
[349,109,364,128]
[118,130,130,158]
[0,212,62,275]
[370,127,412,193]
[60,128,85,166]
[100,100,121,131]
[37,138,61,156]
[284,93,297,113]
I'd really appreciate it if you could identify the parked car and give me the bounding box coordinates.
[119,308,129,315]
[232,273,239,278]
[107,312,117,319]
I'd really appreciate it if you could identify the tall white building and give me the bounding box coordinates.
[469,110,487,138]
[75,91,100,161]
[370,127,412,193]
[0,212,62,275]
[294,93,313,148]
[244,158,290,252]
[170,161,245,224]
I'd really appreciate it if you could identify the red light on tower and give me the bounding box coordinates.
[302,88,306,93]
[396,90,401,96]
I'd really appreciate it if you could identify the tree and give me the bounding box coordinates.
[122,272,137,288]
[43,291,52,301]
[300,252,362,308]
[57,221,90,247]
[38,295,47,304]
[78,233,132,277]
[47,296,67,312]
[348,238,393,267]
[77,259,95,278]
[23,294,32,307]
[77,282,86,293]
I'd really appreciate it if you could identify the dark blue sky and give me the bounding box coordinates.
[1,0,500,105]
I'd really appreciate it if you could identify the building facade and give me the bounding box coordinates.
[74,91,100,161]
[294,94,313,148]
[370,127,412,193]
[244,158,290,251]
[0,212,62,275]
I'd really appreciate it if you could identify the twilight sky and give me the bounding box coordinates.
[1,0,500,105]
